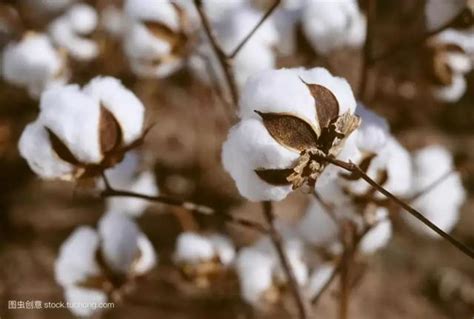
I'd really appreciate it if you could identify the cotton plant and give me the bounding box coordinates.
[123,0,190,78]
[403,145,466,237]
[18,76,146,182]
[189,2,279,89]
[173,231,236,288]
[48,3,99,61]
[302,0,366,55]
[101,151,159,217]
[55,211,157,317]
[222,67,360,202]
[1,32,68,98]
[235,236,308,307]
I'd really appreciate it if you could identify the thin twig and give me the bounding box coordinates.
[369,7,469,63]
[262,201,309,319]
[228,0,281,59]
[315,155,474,260]
[358,0,376,100]
[194,0,239,107]
[408,169,454,202]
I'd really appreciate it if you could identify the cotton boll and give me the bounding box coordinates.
[98,211,141,274]
[1,33,67,98]
[222,119,298,201]
[132,234,158,275]
[305,263,334,299]
[18,122,75,180]
[433,73,467,102]
[38,84,102,164]
[83,76,145,145]
[359,208,392,254]
[64,286,108,317]
[55,227,102,287]
[101,5,129,37]
[404,145,466,237]
[174,232,215,265]
[436,29,474,58]
[48,4,99,61]
[302,0,366,54]
[235,247,275,306]
[208,234,236,266]
[425,0,466,31]
[355,103,390,153]
[298,198,340,247]
[125,0,180,30]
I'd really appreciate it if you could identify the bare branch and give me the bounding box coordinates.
[228,0,281,59]
[262,201,309,319]
[315,154,474,260]
[193,0,239,107]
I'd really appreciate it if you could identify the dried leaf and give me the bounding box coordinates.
[255,111,318,152]
[301,80,339,129]
[99,105,122,154]
[144,21,179,45]
[255,168,293,186]
[46,128,80,165]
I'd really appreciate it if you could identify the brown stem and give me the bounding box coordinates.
[369,7,469,64]
[101,173,267,233]
[316,155,474,260]
[194,0,239,107]
[261,201,309,319]
[358,0,376,100]
[228,0,281,59]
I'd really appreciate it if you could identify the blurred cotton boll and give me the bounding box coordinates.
[305,263,335,299]
[190,3,279,89]
[18,76,145,181]
[404,145,466,238]
[48,3,99,61]
[425,0,467,31]
[222,67,360,201]
[123,0,188,78]
[102,152,159,217]
[355,103,390,153]
[359,208,392,254]
[55,212,156,316]
[302,0,366,55]
[1,33,68,98]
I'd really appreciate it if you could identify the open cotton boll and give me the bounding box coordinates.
[404,145,466,237]
[208,234,236,266]
[49,4,99,61]
[174,232,215,265]
[305,263,334,299]
[98,211,141,274]
[436,29,474,58]
[359,208,392,254]
[38,84,103,164]
[18,122,75,180]
[83,76,145,145]
[355,103,390,153]
[64,286,108,317]
[298,198,340,247]
[235,246,275,306]
[1,33,67,98]
[55,227,102,287]
[302,0,366,54]
[125,0,180,30]
[425,0,466,31]
[132,234,158,275]
[433,73,467,102]
[222,118,298,201]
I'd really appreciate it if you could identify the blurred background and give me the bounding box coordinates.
[0,0,473,318]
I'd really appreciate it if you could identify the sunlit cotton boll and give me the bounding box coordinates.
[18,76,145,181]
[48,3,99,61]
[404,145,466,237]
[302,0,366,55]
[222,67,359,201]
[1,33,68,98]
[102,152,158,217]
[55,214,156,317]
[123,0,187,78]
[173,232,236,266]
